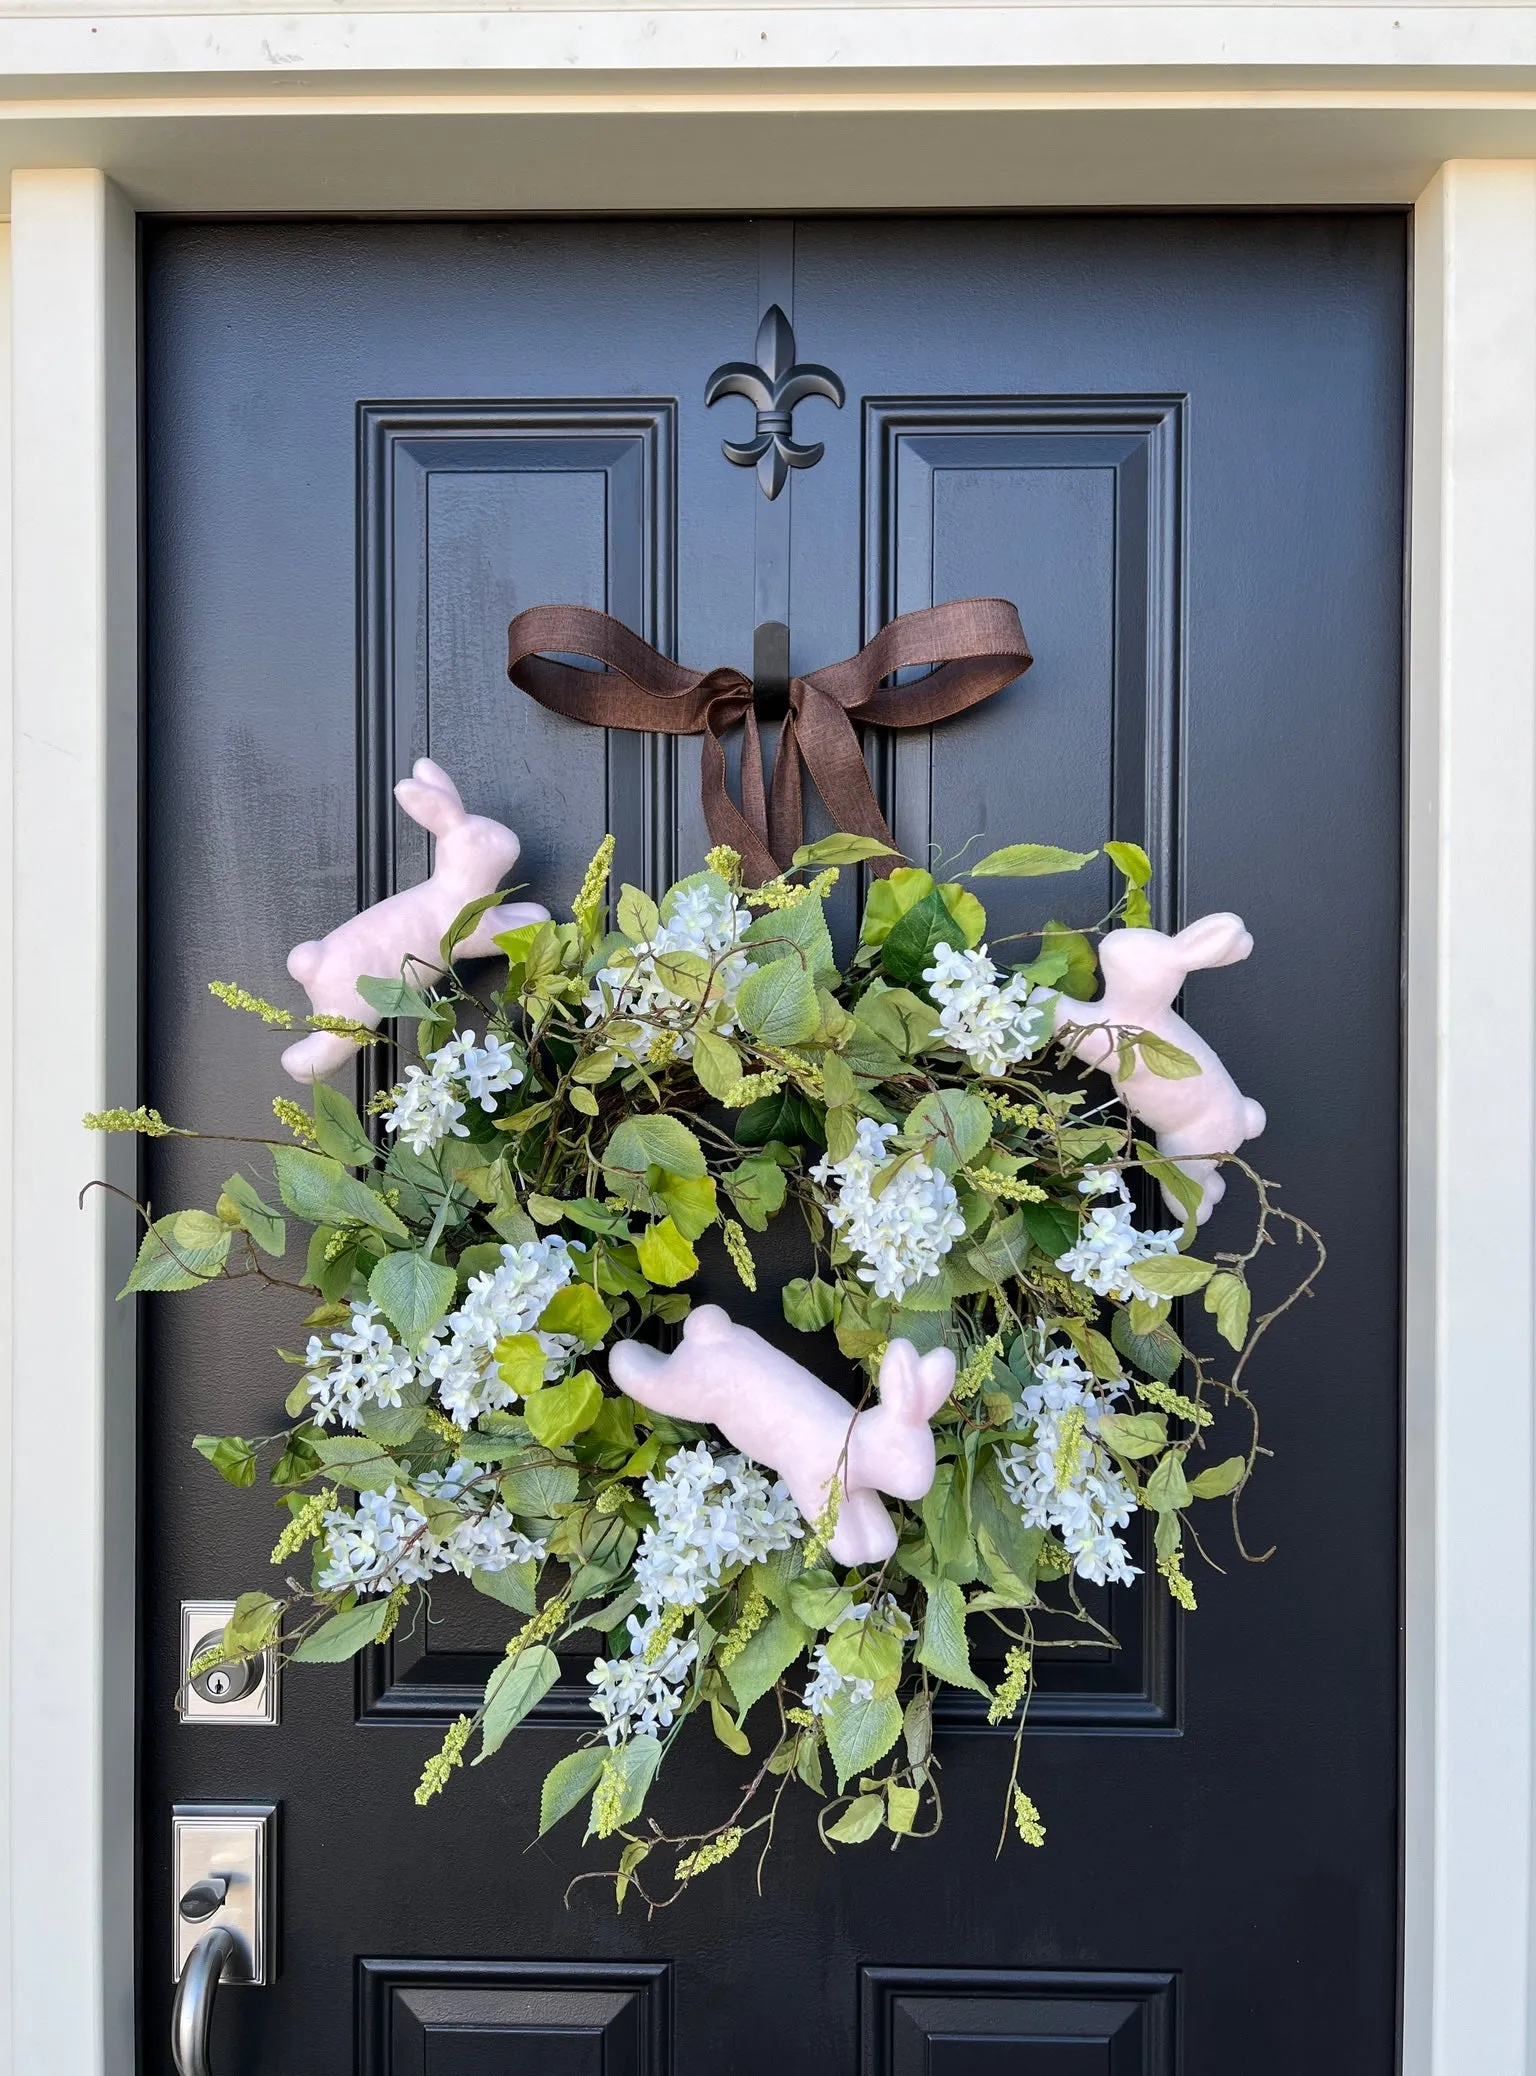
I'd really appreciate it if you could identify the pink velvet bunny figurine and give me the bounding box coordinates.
[280,757,549,1084]
[609,1305,955,1564]
[1051,912,1267,1224]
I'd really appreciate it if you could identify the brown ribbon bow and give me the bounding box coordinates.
[507,597,1032,886]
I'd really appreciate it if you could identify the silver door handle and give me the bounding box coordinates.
[172,1923,238,2076]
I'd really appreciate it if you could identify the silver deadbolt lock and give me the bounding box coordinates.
[179,1600,280,1725]
[189,1635,257,1707]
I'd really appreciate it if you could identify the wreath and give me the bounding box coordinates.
[91,824,1320,1911]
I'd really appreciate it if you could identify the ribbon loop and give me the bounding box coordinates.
[508,597,1031,884]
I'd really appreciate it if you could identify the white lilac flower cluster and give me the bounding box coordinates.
[423,1233,580,1428]
[811,1116,968,1304]
[584,875,750,1059]
[301,1300,416,1429]
[382,1028,524,1157]
[922,941,1053,1077]
[586,1442,801,1742]
[999,1341,1140,1587]
[631,1442,803,1611]
[302,1235,581,1433]
[587,1610,701,1745]
[1053,1169,1181,1304]
[802,1596,914,1717]
[317,1466,547,1597]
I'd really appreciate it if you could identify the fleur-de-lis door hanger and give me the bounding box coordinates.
[704,304,845,500]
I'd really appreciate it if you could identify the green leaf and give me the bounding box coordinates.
[825,1614,905,1688]
[1104,839,1152,887]
[292,1598,392,1664]
[224,1592,282,1655]
[1204,1272,1252,1350]
[1128,1254,1216,1297]
[734,1088,824,1149]
[1133,1031,1201,1079]
[218,1172,286,1257]
[273,1145,408,1242]
[654,1172,718,1242]
[788,1573,856,1628]
[604,1115,707,1192]
[885,1783,921,1835]
[473,1559,538,1615]
[783,1275,837,1334]
[312,1435,404,1494]
[879,888,968,985]
[691,1029,744,1099]
[616,883,660,941]
[710,1699,752,1756]
[1190,1454,1247,1500]
[791,833,901,867]
[636,1217,699,1286]
[1019,1198,1081,1260]
[501,1461,580,1514]
[477,1644,560,1759]
[920,1463,976,1580]
[1038,920,1099,1001]
[970,843,1098,878]
[495,1332,548,1397]
[825,1794,885,1844]
[853,985,940,1058]
[904,1089,992,1171]
[539,1747,609,1835]
[1110,1307,1185,1382]
[602,1733,664,1829]
[724,1155,788,1233]
[368,1249,458,1345]
[859,867,936,946]
[440,891,519,964]
[1145,1451,1192,1512]
[743,898,836,981]
[917,1578,990,1695]
[823,1689,903,1790]
[725,1608,810,1715]
[903,1690,933,1775]
[356,972,432,1020]
[523,1370,604,1448]
[122,1210,231,1295]
[537,1282,613,1346]
[311,1082,375,1166]
[965,1211,1031,1284]
[1096,1410,1169,1461]
[1133,1141,1206,1228]
[736,955,820,1046]
[192,1433,258,1487]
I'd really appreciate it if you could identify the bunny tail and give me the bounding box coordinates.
[286,939,323,987]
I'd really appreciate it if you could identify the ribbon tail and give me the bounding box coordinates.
[700,703,781,888]
[790,686,906,878]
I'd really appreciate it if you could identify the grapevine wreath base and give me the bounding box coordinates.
[91,805,1318,1911]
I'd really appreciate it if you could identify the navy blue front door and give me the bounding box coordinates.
[143,214,1403,2075]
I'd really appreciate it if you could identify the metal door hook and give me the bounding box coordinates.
[172,1922,237,2076]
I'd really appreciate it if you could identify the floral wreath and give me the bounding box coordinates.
[91,827,1320,1911]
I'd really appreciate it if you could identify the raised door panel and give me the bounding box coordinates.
[360,1961,669,2076]
[862,1969,1175,2076]
[361,403,677,908]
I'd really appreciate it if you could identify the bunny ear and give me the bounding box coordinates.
[879,1340,956,1423]
[411,757,465,808]
[395,771,465,837]
[1170,911,1252,972]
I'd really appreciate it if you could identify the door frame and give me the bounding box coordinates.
[1,73,1532,2076]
